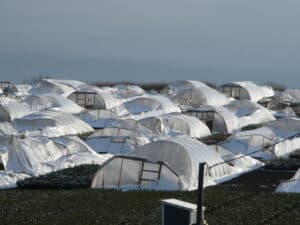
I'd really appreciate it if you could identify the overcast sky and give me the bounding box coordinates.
[1,0,300,87]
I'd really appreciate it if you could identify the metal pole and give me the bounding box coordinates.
[196,163,206,225]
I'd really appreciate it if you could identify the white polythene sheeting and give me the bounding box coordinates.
[139,113,211,138]
[91,135,266,191]
[30,79,76,97]
[71,84,121,109]
[276,169,300,193]
[184,105,239,134]
[281,89,300,105]
[114,94,180,120]
[224,100,275,128]
[0,171,31,189]
[112,85,145,99]
[167,80,209,96]
[1,136,112,176]
[78,109,119,128]
[13,110,94,138]
[0,122,17,136]
[220,118,300,159]
[91,156,183,191]
[222,81,274,102]
[171,86,230,109]
[0,98,33,122]
[132,135,233,190]
[14,84,32,96]
[86,127,150,155]
[22,94,84,114]
[48,79,87,89]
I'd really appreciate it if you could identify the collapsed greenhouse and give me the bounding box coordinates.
[276,168,300,193]
[219,118,300,160]
[30,79,76,97]
[0,98,32,122]
[0,135,112,177]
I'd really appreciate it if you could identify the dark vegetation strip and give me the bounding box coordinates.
[0,188,299,225]
[18,165,101,189]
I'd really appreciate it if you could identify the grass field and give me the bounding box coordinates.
[0,188,299,225]
[1,164,300,225]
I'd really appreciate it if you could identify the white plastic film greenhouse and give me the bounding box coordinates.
[114,94,180,120]
[112,85,145,99]
[22,94,84,114]
[223,100,275,128]
[220,81,274,102]
[13,110,94,137]
[0,136,112,176]
[138,113,211,138]
[220,118,300,159]
[92,136,235,191]
[183,106,239,134]
[0,98,33,122]
[171,85,230,108]
[68,89,121,110]
[78,109,119,129]
[30,79,76,97]
[86,127,149,155]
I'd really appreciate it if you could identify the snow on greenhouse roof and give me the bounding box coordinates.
[138,113,211,138]
[1,136,112,176]
[13,110,94,137]
[114,94,180,120]
[276,169,300,193]
[22,94,84,114]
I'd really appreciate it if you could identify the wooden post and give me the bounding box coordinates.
[195,163,206,225]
